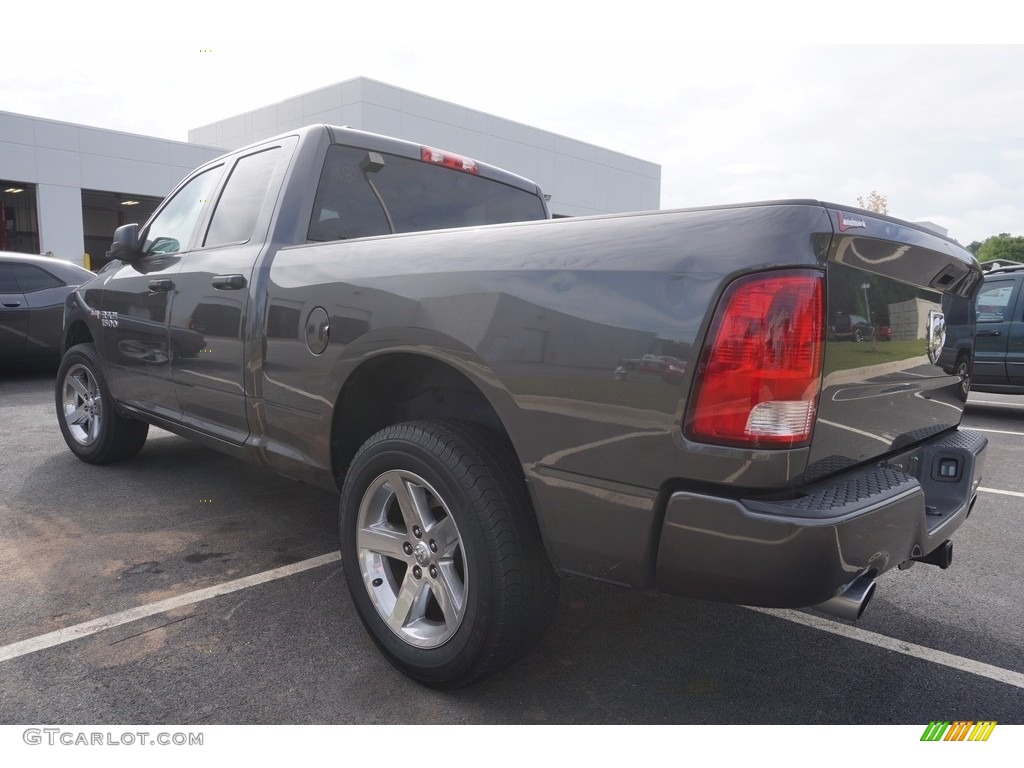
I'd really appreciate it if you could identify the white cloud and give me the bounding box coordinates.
[918,171,1017,208]
[2,33,1023,248]
[933,205,1024,244]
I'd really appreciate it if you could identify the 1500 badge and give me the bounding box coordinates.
[90,309,119,328]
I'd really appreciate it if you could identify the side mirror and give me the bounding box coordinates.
[107,223,141,262]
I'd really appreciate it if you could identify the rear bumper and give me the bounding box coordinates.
[655,429,987,607]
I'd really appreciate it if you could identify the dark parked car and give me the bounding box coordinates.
[0,252,94,369]
[829,311,874,342]
[971,264,1024,394]
[614,354,687,383]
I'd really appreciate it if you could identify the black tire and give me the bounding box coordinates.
[339,420,559,688]
[55,343,149,464]
[853,329,865,342]
[955,354,972,402]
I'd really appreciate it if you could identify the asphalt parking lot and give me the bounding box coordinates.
[1,369,1023,725]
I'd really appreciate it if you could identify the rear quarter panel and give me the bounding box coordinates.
[259,204,834,486]
[256,203,833,585]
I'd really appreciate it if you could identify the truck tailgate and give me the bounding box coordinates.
[807,208,982,481]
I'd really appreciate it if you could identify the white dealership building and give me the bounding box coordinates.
[0,77,661,268]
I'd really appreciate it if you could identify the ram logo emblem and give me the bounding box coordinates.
[927,309,946,365]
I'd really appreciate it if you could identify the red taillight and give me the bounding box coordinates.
[420,146,479,174]
[685,270,824,448]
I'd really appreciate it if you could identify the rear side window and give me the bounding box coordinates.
[976,280,1016,322]
[308,144,546,242]
[13,264,64,292]
[205,146,286,247]
[0,264,19,293]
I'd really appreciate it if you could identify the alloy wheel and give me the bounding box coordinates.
[355,469,467,648]
[61,363,102,446]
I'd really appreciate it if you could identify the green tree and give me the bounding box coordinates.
[975,233,1024,263]
[966,240,983,255]
[857,190,889,214]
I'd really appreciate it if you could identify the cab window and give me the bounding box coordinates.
[204,147,286,247]
[142,166,223,256]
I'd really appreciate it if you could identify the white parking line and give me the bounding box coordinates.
[816,418,890,445]
[747,607,1024,690]
[968,398,1024,407]
[967,427,1024,437]
[3,550,1023,693]
[979,487,1024,499]
[0,552,340,664]
[914,392,963,412]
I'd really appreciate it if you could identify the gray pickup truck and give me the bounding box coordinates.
[56,125,987,687]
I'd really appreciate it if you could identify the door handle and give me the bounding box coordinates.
[2,301,20,307]
[976,330,1001,337]
[212,274,246,290]
[148,279,175,292]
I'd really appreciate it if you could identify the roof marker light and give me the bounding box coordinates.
[421,146,479,174]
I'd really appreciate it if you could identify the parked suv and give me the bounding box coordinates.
[970,264,1024,394]
[829,311,874,342]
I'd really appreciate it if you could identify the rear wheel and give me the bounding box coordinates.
[955,354,971,402]
[339,420,558,688]
[55,343,149,464]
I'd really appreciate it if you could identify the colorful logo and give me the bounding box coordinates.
[920,721,997,741]
[837,211,868,232]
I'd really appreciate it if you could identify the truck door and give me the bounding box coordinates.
[97,165,224,420]
[168,140,295,445]
[972,276,1019,388]
[1005,278,1024,387]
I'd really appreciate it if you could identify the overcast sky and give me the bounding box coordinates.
[4,4,1021,246]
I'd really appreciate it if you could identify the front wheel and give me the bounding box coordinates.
[339,420,559,688]
[55,343,149,464]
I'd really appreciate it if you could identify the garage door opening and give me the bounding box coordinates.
[82,189,162,269]
[1,182,40,253]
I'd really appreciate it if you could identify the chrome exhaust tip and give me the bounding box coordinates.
[813,575,876,621]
